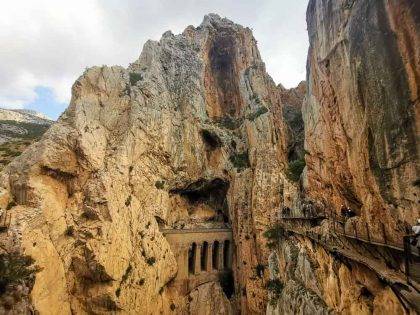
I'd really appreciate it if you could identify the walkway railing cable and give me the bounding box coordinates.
[278,207,420,282]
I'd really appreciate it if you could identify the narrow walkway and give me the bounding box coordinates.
[276,220,420,311]
[278,211,416,256]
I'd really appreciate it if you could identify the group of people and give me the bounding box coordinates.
[340,204,356,219]
[411,219,420,247]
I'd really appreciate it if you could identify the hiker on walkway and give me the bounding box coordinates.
[282,206,291,217]
[340,204,356,220]
[411,219,420,246]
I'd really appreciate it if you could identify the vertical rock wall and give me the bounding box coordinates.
[303,0,419,241]
[268,1,419,314]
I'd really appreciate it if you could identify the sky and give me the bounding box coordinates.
[0,0,309,120]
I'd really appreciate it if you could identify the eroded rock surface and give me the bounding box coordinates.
[0,14,291,314]
[267,1,419,314]
[303,0,419,242]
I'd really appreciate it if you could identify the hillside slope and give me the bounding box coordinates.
[0,109,52,171]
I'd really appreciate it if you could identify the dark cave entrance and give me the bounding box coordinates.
[170,178,230,224]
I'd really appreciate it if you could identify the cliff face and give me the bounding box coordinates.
[279,82,307,162]
[304,0,419,241]
[0,14,290,314]
[268,1,419,314]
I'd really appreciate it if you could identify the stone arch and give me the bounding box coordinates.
[188,242,197,274]
[223,239,230,269]
[201,241,209,271]
[212,240,220,270]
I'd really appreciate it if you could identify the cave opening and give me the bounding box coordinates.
[201,129,222,150]
[209,32,242,117]
[170,178,230,224]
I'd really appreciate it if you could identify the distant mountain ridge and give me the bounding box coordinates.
[0,108,53,125]
[0,108,53,170]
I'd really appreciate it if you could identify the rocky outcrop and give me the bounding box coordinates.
[279,81,307,161]
[268,0,419,314]
[0,14,290,314]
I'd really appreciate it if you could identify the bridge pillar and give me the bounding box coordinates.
[177,244,189,280]
[219,241,225,270]
[227,241,233,268]
[207,243,213,272]
[194,244,202,275]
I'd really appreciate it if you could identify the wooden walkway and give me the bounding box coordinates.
[276,220,420,311]
[279,215,326,221]
[278,212,414,256]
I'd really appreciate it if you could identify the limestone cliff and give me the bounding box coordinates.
[279,81,307,162]
[0,14,290,314]
[303,0,419,244]
[268,1,420,314]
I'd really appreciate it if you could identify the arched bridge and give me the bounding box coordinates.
[161,228,233,294]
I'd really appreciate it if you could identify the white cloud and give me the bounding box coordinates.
[0,0,309,112]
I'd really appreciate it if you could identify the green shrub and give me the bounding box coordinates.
[146,257,156,266]
[230,152,250,171]
[266,241,277,250]
[129,72,143,85]
[266,278,284,305]
[81,209,98,220]
[286,158,306,182]
[216,116,243,130]
[65,226,74,236]
[155,180,165,189]
[263,224,285,241]
[6,200,16,210]
[0,253,40,295]
[247,106,268,121]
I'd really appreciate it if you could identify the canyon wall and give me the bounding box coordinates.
[1,2,418,314]
[304,0,419,243]
[268,0,420,314]
[0,14,293,314]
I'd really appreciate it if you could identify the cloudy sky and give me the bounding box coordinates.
[1,0,309,119]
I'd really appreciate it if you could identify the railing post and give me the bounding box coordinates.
[207,243,213,272]
[353,221,357,239]
[344,221,346,236]
[366,222,370,242]
[403,236,411,284]
[219,241,225,270]
[381,223,387,244]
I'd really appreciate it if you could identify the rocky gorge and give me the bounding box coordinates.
[0,0,418,314]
